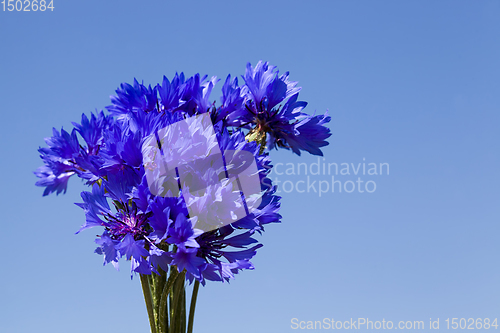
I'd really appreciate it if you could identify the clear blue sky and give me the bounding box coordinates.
[1,1,499,332]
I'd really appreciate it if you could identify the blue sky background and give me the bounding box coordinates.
[1,1,499,332]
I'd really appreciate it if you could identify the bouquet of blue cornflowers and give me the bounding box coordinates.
[35,61,331,333]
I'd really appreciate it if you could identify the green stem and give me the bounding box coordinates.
[140,274,158,333]
[169,283,174,331]
[159,268,179,333]
[153,268,167,330]
[172,270,186,333]
[181,286,186,333]
[187,280,200,333]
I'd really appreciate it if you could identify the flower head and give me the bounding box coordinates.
[229,61,332,156]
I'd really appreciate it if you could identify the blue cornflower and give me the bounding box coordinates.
[233,61,332,156]
[107,79,158,117]
[35,120,104,195]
